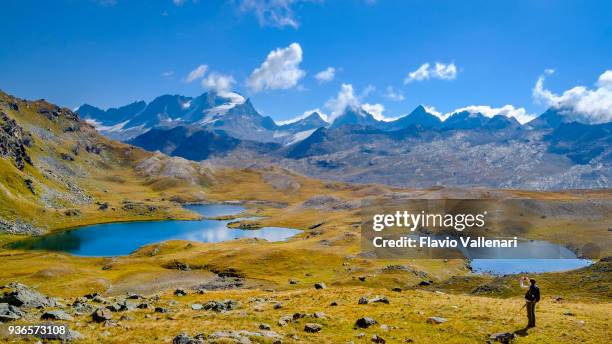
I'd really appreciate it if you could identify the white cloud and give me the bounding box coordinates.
[173,0,185,5]
[360,84,376,97]
[325,83,395,122]
[239,0,305,28]
[434,62,457,80]
[161,70,174,78]
[276,108,329,125]
[185,64,208,83]
[405,63,430,83]
[404,62,458,84]
[533,69,612,124]
[325,83,360,121]
[449,105,535,124]
[383,86,405,101]
[247,42,305,92]
[315,67,335,83]
[361,103,396,122]
[423,105,443,119]
[202,72,236,94]
[423,104,534,124]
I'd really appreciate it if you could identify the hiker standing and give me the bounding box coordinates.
[520,277,540,328]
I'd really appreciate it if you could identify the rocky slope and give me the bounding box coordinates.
[0,90,214,235]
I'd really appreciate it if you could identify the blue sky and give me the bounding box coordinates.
[1,0,611,123]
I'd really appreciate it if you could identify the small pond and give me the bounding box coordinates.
[9,204,300,257]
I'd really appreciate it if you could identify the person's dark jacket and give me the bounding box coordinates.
[525,285,540,302]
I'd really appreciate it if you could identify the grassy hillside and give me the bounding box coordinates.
[0,91,610,343]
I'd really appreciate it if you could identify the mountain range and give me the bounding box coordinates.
[78,91,612,190]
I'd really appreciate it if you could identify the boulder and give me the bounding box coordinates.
[278,315,293,326]
[313,312,326,318]
[0,303,23,322]
[304,323,322,333]
[371,334,386,343]
[92,308,112,322]
[72,300,94,314]
[172,332,205,344]
[126,293,143,300]
[203,300,239,312]
[191,303,203,310]
[155,307,169,313]
[426,317,447,324]
[41,309,73,321]
[370,296,389,304]
[489,332,515,343]
[355,317,377,328]
[0,283,55,308]
[314,282,326,290]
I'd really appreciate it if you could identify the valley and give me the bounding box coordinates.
[0,90,610,343]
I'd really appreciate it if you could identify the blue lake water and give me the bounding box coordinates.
[9,204,300,257]
[470,258,593,275]
[409,234,593,275]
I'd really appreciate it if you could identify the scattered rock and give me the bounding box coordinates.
[418,280,432,286]
[0,303,24,322]
[358,297,369,305]
[259,323,271,330]
[191,304,203,310]
[489,332,515,343]
[304,323,322,333]
[355,317,377,328]
[563,311,575,316]
[117,299,136,311]
[0,219,43,235]
[289,279,298,285]
[292,312,307,320]
[154,307,169,313]
[203,300,239,312]
[72,299,94,314]
[427,317,447,324]
[392,287,402,292]
[278,315,293,326]
[313,312,326,319]
[126,293,143,300]
[371,334,386,343]
[358,276,366,282]
[174,289,187,297]
[137,303,150,309]
[172,333,197,344]
[24,178,35,194]
[370,296,389,304]
[41,310,73,321]
[92,308,112,322]
[314,282,326,290]
[0,283,55,308]
[330,301,338,306]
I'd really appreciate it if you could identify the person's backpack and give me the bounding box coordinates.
[533,286,540,302]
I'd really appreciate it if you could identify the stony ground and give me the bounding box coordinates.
[0,280,609,343]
